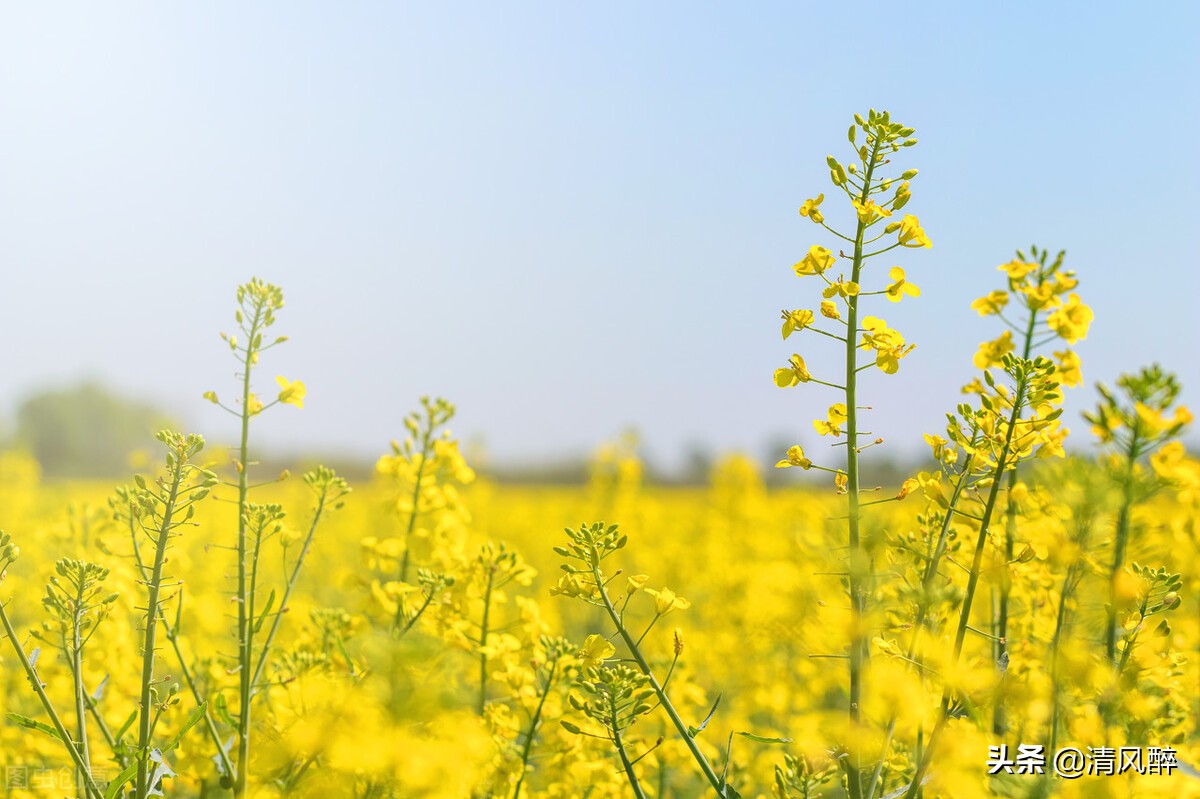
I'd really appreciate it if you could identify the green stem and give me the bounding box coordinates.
[235,307,264,798]
[864,458,975,799]
[396,584,440,637]
[994,309,1038,736]
[841,133,883,799]
[128,510,236,782]
[511,659,558,799]
[1115,595,1150,678]
[71,581,93,796]
[397,424,435,588]
[136,457,186,799]
[592,564,728,797]
[250,493,329,688]
[84,690,123,767]
[1046,567,1078,756]
[902,376,1031,799]
[613,730,650,799]
[0,603,104,799]
[477,567,495,715]
[1105,440,1139,663]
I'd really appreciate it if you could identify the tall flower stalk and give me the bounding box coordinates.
[1082,366,1191,665]
[900,354,1064,799]
[130,431,215,799]
[775,109,930,799]
[967,244,1091,733]
[0,532,106,799]
[35,558,117,798]
[204,278,316,796]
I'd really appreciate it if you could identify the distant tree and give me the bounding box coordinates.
[14,381,177,479]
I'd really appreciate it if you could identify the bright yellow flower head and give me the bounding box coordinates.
[578,634,616,668]
[1020,281,1059,311]
[970,290,1009,317]
[852,198,892,225]
[998,259,1038,281]
[911,470,948,507]
[859,316,914,374]
[923,433,957,464]
[1050,269,1078,294]
[885,266,920,303]
[973,330,1014,369]
[814,404,848,437]
[774,354,812,387]
[781,309,815,339]
[1175,405,1193,427]
[897,215,932,248]
[275,376,306,408]
[793,245,836,276]
[775,445,812,470]
[799,194,825,224]
[1134,402,1169,436]
[1046,293,1093,344]
[820,300,841,320]
[1150,440,1195,483]
[822,279,860,300]
[645,587,691,615]
[1053,349,1083,387]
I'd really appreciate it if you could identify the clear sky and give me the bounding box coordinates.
[1,3,1196,470]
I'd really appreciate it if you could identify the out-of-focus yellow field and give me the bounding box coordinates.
[0,439,1196,799]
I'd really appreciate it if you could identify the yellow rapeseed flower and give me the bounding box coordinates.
[1054,349,1083,387]
[998,259,1038,281]
[1046,293,1093,344]
[793,245,836,276]
[858,316,914,374]
[781,309,815,339]
[774,354,812,387]
[799,194,825,224]
[813,404,848,437]
[973,330,1014,369]
[578,634,616,668]
[852,198,892,224]
[897,215,932,248]
[884,266,920,303]
[276,376,307,408]
[822,279,860,300]
[645,587,691,615]
[775,445,812,470]
[970,290,1008,316]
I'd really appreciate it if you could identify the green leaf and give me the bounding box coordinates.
[213,692,236,727]
[103,761,138,799]
[736,731,793,744]
[7,713,61,741]
[253,590,276,635]
[162,702,208,753]
[688,692,722,737]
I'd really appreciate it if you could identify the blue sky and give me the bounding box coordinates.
[1,3,1196,469]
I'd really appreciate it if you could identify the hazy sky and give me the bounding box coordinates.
[1,3,1196,470]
